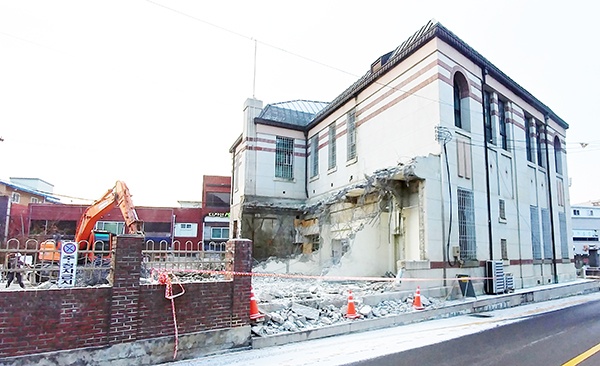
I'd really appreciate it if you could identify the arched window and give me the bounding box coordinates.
[453,72,469,130]
[554,135,562,174]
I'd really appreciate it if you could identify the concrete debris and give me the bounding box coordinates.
[250,276,444,337]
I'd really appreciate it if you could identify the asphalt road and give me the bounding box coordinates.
[349,298,600,366]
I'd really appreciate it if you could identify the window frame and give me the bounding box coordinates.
[328,124,337,170]
[275,136,295,180]
[310,134,319,178]
[346,109,357,161]
[498,99,508,150]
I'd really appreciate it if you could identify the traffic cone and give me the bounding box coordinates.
[345,290,360,319]
[249,288,264,320]
[413,286,425,310]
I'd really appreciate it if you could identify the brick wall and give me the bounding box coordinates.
[0,237,252,360]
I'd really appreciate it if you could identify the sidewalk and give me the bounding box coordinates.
[163,279,600,366]
[162,279,600,366]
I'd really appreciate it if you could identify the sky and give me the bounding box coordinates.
[1,0,599,207]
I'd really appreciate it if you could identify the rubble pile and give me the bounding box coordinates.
[250,276,443,337]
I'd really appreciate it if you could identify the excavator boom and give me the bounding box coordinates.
[75,180,143,243]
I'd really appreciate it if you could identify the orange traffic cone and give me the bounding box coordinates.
[413,286,425,310]
[249,288,264,320]
[345,290,360,319]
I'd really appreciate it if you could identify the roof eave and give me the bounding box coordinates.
[254,117,306,132]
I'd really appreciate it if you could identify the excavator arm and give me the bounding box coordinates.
[75,180,144,248]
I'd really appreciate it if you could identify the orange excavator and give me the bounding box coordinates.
[39,180,144,264]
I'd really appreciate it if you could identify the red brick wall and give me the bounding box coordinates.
[0,237,252,359]
[0,288,112,357]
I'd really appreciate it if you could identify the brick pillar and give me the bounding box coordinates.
[227,239,252,326]
[109,235,144,344]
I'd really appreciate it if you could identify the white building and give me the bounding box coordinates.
[571,201,600,260]
[230,20,574,293]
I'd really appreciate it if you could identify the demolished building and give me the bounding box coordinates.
[229,20,575,293]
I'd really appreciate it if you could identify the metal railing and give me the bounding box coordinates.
[142,240,230,282]
[1,238,232,290]
[0,238,113,289]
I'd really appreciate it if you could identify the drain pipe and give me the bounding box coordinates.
[304,130,309,199]
[481,68,494,260]
[543,115,559,284]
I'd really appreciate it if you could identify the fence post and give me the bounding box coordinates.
[109,234,144,345]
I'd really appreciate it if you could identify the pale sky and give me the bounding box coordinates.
[1,1,598,207]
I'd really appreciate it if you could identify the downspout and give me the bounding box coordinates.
[544,115,559,284]
[304,130,309,199]
[481,68,494,260]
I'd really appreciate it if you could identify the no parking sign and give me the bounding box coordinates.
[58,242,79,288]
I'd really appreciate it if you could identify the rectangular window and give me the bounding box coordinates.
[499,199,506,221]
[310,134,319,178]
[573,209,580,216]
[347,109,357,161]
[328,124,336,170]
[458,188,477,260]
[501,238,508,260]
[498,100,507,150]
[483,91,493,144]
[530,206,542,260]
[11,192,20,204]
[456,139,472,179]
[536,122,545,168]
[31,197,40,204]
[525,117,534,163]
[275,136,294,179]
[211,227,230,239]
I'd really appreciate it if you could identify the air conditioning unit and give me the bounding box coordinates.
[485,260,505,295]
[505,273,515,293]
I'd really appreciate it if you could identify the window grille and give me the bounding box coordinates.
[275,136,294,179]
[530,206,542,260]
[458,188,476,260]
[328,124,336,170]
[559,212,569,259]
[542,208,552,259]
[499,199,506,221]
[347,109,357,161]
[310,135,319,178]
[501,238,508,260]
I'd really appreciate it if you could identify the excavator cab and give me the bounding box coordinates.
[88,230,113,263]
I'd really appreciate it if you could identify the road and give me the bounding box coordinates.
[349,297,600,366]
[163,292,600,366]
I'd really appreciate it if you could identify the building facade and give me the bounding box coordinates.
[571,201,600,265]
[230,20,574,291]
